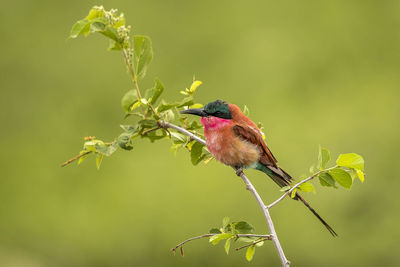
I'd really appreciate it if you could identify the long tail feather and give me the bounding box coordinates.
[256,163,338,236]
[295,193,338,236]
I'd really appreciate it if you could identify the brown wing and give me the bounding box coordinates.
[232,124,278,167]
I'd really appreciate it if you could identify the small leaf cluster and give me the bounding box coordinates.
[66,6,211,169]
[208,217,266,262]
[289,146,365,196]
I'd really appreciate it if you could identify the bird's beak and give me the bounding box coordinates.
[180,108,207,117]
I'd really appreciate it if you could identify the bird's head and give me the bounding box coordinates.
[180,99,232,119]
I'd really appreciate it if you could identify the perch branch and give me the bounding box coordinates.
[267,166,337,209]
[159,120,290,267]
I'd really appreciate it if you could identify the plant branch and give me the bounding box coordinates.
[237,170,290,267]
[267,166,336,209]
[61,151,91,167]
[159,121,290,267]
[172,233,271,254]
[235,237,270,251]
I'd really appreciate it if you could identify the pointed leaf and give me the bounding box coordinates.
[224,238,231,255]
[78,150,89,165]
[318,146,331,170]
[209,233,232,245]
[356,169,365,182]
[189,80,202,93]
[96,153,103,169]
[246,245,255,261]
[145,78,164,104]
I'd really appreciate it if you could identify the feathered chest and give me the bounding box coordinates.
[201,117,261,167]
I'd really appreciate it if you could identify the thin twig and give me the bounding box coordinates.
[61,151,91,167]
[141,126,160,135]
[235,237,271,251]
[267,166,336,209]
[121,48,142,99]
[171,233,271,254]
[158,121,206,145]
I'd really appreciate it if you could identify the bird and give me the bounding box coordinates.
[181,99,337,236]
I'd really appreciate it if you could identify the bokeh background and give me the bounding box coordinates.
[1,0,399,266]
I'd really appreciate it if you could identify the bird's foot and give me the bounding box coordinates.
[235,167,244,177]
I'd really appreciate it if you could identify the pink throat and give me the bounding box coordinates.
[201,116,232,131]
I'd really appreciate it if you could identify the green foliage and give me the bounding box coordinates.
[295,146,365,194]
[205,217,265,261]
[67,6,211,169]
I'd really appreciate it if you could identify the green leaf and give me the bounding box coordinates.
[133,35,153,80]
[189,103,203,109]
[280,185,291,192]
[121,90,138,112]
[356,169,365,182]
[157,102,178,113]
[108,40,121,51]
[138,119,158,129]
[96,153,103,169]
[191,142,205,165]
[117,133,133,150]
[189,80,202,93]
[177,96,194,108]
[89,19,120,42]
[84,140,104,152]
[243,105,250,116]
[209,233,232,245]
[120,124,139,134]
[77,150,89,165]
[329,168,353,189]
[224,238,231,255]
[255,240,265,247]
[318,146,331,170]
[143,130,167,143]
[209,228,222,234]
[86,7,104,20]
[69,19,91,38]
[234,221,254,234]
[95,142,118,156]
[170,132,187,144]
[222,217,230,229]
[145,78,164,105]
[246,245,255,262]
[298,182,315,193]
[318,172,337,188]
[336,153,364,171]
[291,188,297,198]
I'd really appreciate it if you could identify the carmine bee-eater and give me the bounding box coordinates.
[181,99,337,236]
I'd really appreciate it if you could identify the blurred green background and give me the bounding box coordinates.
[1,0,399,266]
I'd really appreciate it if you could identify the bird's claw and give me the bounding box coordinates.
[235,167,244,177]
